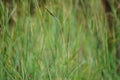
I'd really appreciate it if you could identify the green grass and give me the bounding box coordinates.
[0,0,120,80]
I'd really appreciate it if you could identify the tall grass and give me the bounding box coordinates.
[0,0,120,80]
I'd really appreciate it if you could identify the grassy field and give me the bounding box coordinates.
[0,0,120,80]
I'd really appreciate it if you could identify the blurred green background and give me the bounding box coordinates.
[0,0,120,80]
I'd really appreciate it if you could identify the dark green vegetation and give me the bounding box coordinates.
[0,0,120,80]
